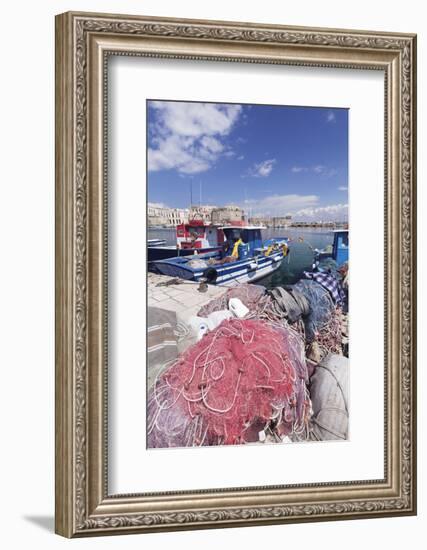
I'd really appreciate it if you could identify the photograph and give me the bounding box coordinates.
[53,8,416,538]
[146,100,350,448]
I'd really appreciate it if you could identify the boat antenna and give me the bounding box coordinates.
[190,181,193,207]
[199,181,202,206]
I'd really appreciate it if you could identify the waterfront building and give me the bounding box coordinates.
[272,215,292,228]
[188,204,217,223]
[148,203,189,227]
[211,205,245,225]
[248,216,271,227]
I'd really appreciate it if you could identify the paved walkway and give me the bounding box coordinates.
[147,273,227,323]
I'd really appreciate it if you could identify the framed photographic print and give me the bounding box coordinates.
[55,11,417,537]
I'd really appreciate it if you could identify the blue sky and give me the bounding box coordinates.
[147,100,348,221]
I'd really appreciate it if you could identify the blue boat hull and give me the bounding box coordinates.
[150,250,285,287]
[148,245,221,262]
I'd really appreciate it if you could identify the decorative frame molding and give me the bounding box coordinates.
[55,11,416,537]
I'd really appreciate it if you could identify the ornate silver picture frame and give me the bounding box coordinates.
[55,11,416,537]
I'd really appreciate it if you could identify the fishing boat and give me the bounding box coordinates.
[149,226,289,287]
[314,229,349,267]
[147,219,224,262]
[147,238,167,247]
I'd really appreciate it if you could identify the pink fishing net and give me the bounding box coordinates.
[147,318,311,448]
[199,283,343,360]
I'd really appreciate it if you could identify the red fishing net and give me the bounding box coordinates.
[148,318,311,448]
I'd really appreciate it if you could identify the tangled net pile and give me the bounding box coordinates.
[198,284,301,331]
[317,257,341,276]
[315,306,344,357]
[198,284,267,317]
[197,282,344,359]
[148,318,311,448]
[293,280,334,342]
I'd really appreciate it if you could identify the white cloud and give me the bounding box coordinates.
[326,110,336,123]
[148,135,211,174]
[290,164,338,177]
[148,101,242,174]
[150,101,241,137]
[338,185,348,191]
[244,193,319,216]
[313,165,338,177]
[200,136,224,154]
[148,201,169,208]
[237,155,245,161]
[294,203,348,222]
[242,193,347,221]
[248,158,276,178]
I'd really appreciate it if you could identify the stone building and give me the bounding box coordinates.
[248,217,271,227]
[147,203,189,227]
[166,208,189,226]
[272,215,292,228]
[188,204,217,223]
[211,205,245,225]
[147,203,169,226]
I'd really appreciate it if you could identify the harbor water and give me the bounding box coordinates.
[147,227,335,289]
